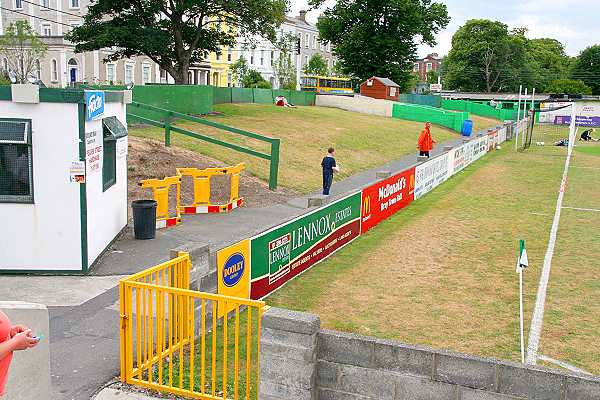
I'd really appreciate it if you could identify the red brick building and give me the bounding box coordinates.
[413,53,442,81]
[360,76,400,101]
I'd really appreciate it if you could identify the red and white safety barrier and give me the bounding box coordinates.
[182,198,244,215]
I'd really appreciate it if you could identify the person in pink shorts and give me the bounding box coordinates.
[0,310,39,397]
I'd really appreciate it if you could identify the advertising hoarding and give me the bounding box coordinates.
[360,168,415,233]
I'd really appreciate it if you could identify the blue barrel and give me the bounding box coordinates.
[461,119,473,136]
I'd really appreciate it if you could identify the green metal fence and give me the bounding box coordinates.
[213,87,316,106]
[392,103,468,132]
[400,94,442,108]
[441,99,517,120]
[128,102,281,190]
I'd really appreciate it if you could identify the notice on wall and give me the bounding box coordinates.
[69,161,86,183]
[85,130,103,175]
[116,136,128,159]
[360,167,415,233]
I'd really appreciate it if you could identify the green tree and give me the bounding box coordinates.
[545,79,592,95]
[313,0,449,91]
[425,69,438,84]
[303,54,328,76]
[0,21,47,84]
[526,38,571,90]
[444,20,527,92]
[572,45,600,95]
[273,33,297,90]
[242,70,267,88]
[229,56,249,87]
[67,0,286,84]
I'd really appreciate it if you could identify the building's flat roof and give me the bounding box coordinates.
[440,92,549,101]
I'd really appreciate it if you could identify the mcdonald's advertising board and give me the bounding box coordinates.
[360,167,415,234]
[250,192,362,299]
[216,239,250,315]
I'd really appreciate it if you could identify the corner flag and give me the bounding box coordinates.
[516,239,528,272]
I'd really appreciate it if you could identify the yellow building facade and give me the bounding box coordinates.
[208,19,238,87]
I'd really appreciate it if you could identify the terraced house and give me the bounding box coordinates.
[0,0,159,86]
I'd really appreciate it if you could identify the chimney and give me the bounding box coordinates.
[298,10,307,22]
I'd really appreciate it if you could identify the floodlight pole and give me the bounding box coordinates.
[515,85,523,151]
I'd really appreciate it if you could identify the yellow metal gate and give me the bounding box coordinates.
[119,252,267,399]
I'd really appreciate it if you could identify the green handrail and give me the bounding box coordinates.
[128,102,280,190]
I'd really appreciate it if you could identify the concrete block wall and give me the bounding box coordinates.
[260,308,600,400]
[316,95,394,118]
[0,302,51,400]
[260,308,320,400]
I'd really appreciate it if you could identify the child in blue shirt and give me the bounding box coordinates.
[321,147,340,195]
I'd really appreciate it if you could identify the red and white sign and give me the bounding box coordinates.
[360,167,415,233]
[85,130,103,175]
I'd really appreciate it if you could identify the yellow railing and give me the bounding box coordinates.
[120,252,267,399]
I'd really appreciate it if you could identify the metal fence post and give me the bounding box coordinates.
[269,139,280,190]
[165,112,172,147]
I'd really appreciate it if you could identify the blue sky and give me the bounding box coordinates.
[290,0,594,57]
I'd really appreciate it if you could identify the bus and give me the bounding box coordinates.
[300,76,354,95]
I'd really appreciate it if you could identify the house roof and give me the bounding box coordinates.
[366,77,400,87]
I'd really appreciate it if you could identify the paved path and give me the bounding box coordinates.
[0,136,468,399]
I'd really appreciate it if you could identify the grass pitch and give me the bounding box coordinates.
[130,104,497,193]
[267,135,600,374]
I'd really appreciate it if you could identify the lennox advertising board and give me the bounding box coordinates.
[451,144,468,175]
[250,192,362,299]
[414,153,449,200]
[360,167,415,233]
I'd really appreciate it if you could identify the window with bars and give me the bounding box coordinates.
[0,119,33,203]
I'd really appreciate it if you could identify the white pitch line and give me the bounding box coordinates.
[570,166,600,171]
[538,355,592,375]
[525,119,577,366]
[562,206,600,212]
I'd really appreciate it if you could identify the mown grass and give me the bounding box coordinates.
[129,103,487,193]
[268,139,600,373]
[144,307,262,400]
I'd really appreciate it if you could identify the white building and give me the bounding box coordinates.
[236,10,337,89]
[0,0,160,86]
[0,86,129,272]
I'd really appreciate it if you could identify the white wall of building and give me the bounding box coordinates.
[84,101,128,268]
[0,101,82,271]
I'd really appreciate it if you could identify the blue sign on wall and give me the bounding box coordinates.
[85,91,105,121]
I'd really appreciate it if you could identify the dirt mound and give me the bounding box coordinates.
[127,136,295,218]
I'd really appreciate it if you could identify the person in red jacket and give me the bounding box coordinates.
[0,310,39,396]
[417,122,436,158]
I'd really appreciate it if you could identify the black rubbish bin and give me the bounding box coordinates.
[132,200,157,240]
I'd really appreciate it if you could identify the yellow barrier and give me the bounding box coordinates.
[119,252,267,400]
[139,176,182,229]
[177,163,245,214]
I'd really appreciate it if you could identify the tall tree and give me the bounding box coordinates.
[313,0,449,91]
[273,33,297,90]
[303,54,328,76]
[229,56,249,87]
[526,38,571,91]
[0,21,47,84]
[444,20,527,93]
[572,45,600,95]
[67,0,287,84]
